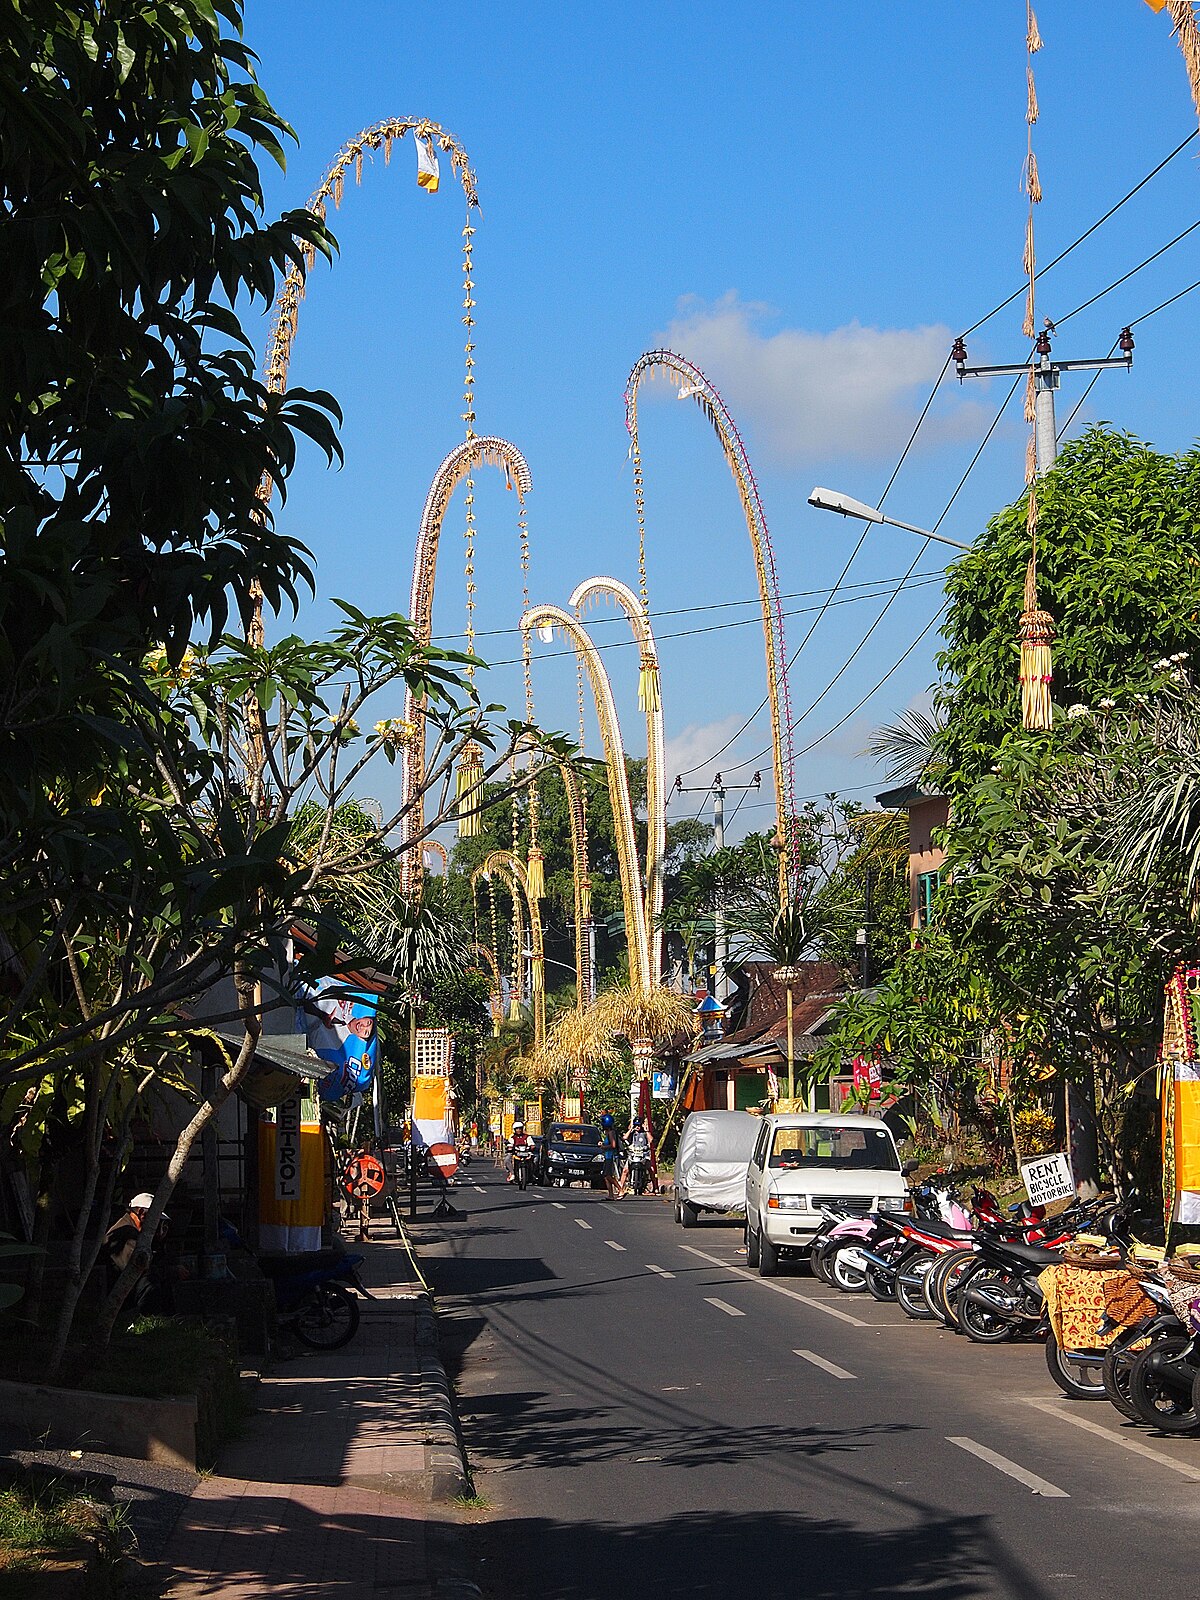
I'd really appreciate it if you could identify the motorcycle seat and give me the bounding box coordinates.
[993,1239,1063,1267]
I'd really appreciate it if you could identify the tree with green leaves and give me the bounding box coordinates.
[819,427,1200,1177]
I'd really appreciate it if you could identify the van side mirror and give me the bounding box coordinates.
[901,1159,919,1177]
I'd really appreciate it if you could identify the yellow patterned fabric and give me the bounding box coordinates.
[1039,1264,1152,1351]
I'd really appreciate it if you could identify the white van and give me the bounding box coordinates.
[674,1110,760,1227]
[744,1112,913,1275]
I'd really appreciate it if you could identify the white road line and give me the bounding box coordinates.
[605,1240,626,1252]
[552,1202,567,1210]
[794,1348,856,1380]
[947,1436,1069,1498]
[575,1218,592,1230]
[645,1263,676,1279]
[676,1244,867,1327]
[474,1185,486,1194]
[705,1297,745,1318]
[1023,1397,1200,1483]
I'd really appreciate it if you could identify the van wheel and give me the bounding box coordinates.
[674,1200,682,1224]
[759,1234,779,1276]
[680,1201,698,1229]
[746,1224,761,1267]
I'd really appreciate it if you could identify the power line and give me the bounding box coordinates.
[674,350,955,778]
[960,129,1199,338]
[495,571,947,669]
[1056,217,1200,327]
[430,566,957,646]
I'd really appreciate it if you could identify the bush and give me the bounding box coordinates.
[1013,1107,1057,1160]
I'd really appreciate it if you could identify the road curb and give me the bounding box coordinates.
[414,1290,473,1504]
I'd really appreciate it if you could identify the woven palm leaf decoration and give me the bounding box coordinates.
[1019,2,1054,731]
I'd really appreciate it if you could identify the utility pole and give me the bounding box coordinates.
[674,771,761,1004]
[952,325,1134,470]
[953,324,1127,1201]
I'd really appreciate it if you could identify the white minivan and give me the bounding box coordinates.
[744,1112,913,1276]
[674,1110,760,1228]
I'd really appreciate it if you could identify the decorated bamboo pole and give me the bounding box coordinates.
[1018,3,1055,732]
[569,577,666,984]
[625,350,795,904]
[483,850,546,1051]
[521,605,651,995]
[397,437,533,889]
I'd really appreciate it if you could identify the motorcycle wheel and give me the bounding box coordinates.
[293,1283,360,1351]
[746,1224,761,1268]
[865,1261,895,1302]
[958,1274,1016,1344]
[939,1254,987,1331]
[1102,1337,1146,1421]
[925,1249,973,1325]
[1129,1337,1200,1432]
[1044,1332,1106,1400]
[831,1247,868,1294]
[633,1168,648,1196]
[809,1244,832,1285]
[516,1164,527,1190]
[896,1251,938,1321]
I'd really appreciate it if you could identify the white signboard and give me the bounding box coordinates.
[651,1070,675,1101]
[1021,1152,1074,1209]
[275,1094,302,1201]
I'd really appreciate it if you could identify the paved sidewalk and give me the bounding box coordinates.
[157,1232,474,1599]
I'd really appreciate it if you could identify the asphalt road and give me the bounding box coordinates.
[414,1170,1200,1600]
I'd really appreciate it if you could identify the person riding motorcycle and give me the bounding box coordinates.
[623,1117,652,1191]
[508,1120,534,1185]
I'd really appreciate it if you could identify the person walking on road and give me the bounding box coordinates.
[599,1111,619,1199]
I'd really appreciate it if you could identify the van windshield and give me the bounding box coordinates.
[769,1126,898,1172]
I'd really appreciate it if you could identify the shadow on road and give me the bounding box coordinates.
[468,1507,1054,1600]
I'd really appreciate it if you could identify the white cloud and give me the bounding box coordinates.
[659,293,984,466]
[664,715,753,787]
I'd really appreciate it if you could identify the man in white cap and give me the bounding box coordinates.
[102,1193,168,1289]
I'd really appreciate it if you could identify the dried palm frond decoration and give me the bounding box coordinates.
[455,741,484,837]
[1165,2,1200,124]
[1019,3,1054,731]
[591,983,696,1046]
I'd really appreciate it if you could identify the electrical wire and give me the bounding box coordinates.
[721,367,1025,777]
[673,350,955,778]
[494,571,947,669]
[959,129,1198,338]
[430,566,958,646]
[1056,217,1200,327]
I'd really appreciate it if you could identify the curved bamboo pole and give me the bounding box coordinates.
[625,349,795,903]
[570,577,665,984]
[471,861,527,1023]
[262,117,478,404]
[522,605,651,995]
[483,851,545,1051]
[472,939,504,1034]
[552,757,593,1009]
[399,437,534,894]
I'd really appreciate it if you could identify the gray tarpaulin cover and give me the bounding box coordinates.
[676,1110,760,1211]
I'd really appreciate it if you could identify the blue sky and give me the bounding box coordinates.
[243,0,1200,841]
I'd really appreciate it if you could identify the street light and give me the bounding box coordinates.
[807,486,972,552]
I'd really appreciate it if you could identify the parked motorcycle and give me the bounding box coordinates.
[269,1252,373,1350]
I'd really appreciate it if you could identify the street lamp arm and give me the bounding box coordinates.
[807,486,971,552]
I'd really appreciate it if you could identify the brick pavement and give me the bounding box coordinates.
[159,1233,463,1598]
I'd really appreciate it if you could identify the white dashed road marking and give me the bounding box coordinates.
[1022,1397,1200,1483]
[575,1218,592,1230]
[645,1263,676,1279]
[474,1185,486,1194]
[794,1349,856,1380]
[552,1202,567,1210]
[705,1298,745,1318]
[605,1240,626,1252]
[947,1436,1068,1498]
[676,1244,867,1328]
